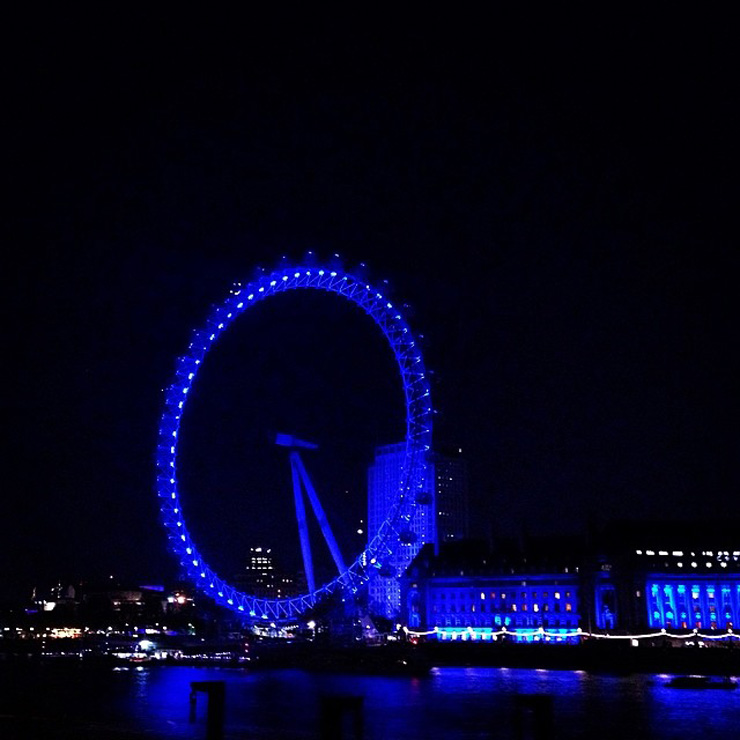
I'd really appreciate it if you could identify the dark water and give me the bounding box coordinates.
[1,663,738,739]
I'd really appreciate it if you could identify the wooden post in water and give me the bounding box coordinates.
[512,694,553,740]
[190,680,225,740]
[319,694,364,739]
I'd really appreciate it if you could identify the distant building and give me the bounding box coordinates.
[366,443,469,618]
[433,447,469,544]
[234,547,305,600]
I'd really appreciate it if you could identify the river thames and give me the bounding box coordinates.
[1,663,738,738]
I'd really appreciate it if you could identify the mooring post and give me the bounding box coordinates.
[319,694,364,739]
[189,687,198,723]
[512,694,553,740]
[189,680,226,740]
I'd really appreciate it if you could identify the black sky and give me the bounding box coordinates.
[3,10,737,598]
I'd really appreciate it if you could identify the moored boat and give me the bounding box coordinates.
[667,675,737,689]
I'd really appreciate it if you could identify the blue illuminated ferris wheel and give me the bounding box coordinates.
[156,263,433,623]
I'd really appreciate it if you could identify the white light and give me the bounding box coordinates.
[294,272,300,278]
[270,280,276,286]
[237,302,243,308]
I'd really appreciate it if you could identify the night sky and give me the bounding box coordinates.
[4,10,737,599]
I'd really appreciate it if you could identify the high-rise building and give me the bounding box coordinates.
[234,547,305,600]
[433,447,469,544]
[366,443,469,618]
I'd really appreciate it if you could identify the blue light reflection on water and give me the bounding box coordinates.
[1,664,738,739]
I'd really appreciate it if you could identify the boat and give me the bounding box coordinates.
[667,675,737,689]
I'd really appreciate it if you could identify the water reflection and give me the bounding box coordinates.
[0,664,738,739]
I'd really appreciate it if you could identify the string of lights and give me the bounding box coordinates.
[403,625,736,641]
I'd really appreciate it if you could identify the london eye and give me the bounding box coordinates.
[156,263,433,623]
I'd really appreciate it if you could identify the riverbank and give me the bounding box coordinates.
[3,639,739,677]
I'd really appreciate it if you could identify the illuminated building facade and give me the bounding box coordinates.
[404,540,581,641]
[404,522,739,642]
[367,444,469,618]
[588,522,740,633]
[367,444,434,617]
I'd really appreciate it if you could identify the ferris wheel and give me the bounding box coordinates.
[156,263,433,623]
